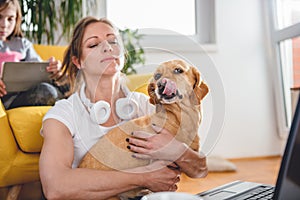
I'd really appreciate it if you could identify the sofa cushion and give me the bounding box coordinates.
[7,106,51,153]
[33,44,67,62]
[126,73,152,95]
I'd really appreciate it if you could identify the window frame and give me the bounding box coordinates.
[95,0,216,52]
[264,0,300,138]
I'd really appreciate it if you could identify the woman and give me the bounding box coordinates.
[39,17,207,200]
[0,0,63,109]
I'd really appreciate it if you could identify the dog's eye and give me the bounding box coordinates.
[154,73,162,80]
[174,68,184,74]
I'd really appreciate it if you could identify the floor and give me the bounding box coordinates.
[177,156,282,195]
[1,156,282,199]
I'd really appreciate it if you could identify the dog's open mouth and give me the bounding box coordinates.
[156,78,183,103]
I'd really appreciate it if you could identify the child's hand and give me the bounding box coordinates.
[0,79,7,97]
[46,57,62,75]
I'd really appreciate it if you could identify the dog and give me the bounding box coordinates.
[79,59,209,200]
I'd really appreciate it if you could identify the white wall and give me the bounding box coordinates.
[138,0,285,158]
[210,0,285,158]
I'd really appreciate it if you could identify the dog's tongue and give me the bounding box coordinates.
[162,79,177,96]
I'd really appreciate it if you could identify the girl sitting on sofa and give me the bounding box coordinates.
[0,0,65,109]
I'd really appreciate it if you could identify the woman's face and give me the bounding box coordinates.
[79,22,124,77]
[0,5,17,41]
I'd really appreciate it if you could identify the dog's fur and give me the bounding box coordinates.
[79,59,209,200]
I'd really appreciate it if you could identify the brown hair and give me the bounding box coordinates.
[55,17,120,96]
[0,0,23,39]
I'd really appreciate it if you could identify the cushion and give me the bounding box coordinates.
[33,44,67,62]
[126,73,152,95]
[7,106,51,153]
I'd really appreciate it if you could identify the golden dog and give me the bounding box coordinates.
[79,59,209,200]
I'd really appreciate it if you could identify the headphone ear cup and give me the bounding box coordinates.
[90,101,111,124]
[116,98,138,120]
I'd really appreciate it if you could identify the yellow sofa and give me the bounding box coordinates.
[0,44,151,199]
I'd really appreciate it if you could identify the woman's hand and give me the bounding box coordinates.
[0,79,7,97]
[46,56,62,75]
[127,124,208,178]
[144,161,181,192]
[126,124,188,162]
[126,160,181,192]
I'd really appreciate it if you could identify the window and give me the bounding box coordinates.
[276,0,300,29]
[107,0,195,35]
[95,0,215,51]
[265,0,300,137]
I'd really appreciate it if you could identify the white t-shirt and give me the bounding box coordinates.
[42,89,154,168]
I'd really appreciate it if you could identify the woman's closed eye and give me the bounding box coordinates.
[88,40,118,48]
[107,39,119,45]
[88,42,100,48]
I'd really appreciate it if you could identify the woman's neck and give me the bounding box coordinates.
[84,74,123,103]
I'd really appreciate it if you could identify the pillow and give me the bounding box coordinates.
[33,44,67,62]
[7,106,51,153]
[126,73,152,96]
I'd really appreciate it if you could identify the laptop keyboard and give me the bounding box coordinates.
[235,185,275,200]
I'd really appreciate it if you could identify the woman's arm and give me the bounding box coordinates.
[40,119,179,200]
[126,124,208,178]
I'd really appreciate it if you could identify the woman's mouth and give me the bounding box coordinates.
[101,57,116,63]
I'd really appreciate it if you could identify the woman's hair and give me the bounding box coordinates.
[55,17,122,96]
[0,0,23,39]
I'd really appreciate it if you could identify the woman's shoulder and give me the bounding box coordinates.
[130,90,149,98]
[51,94,77,111]
[43,94,79,128]
[127,91,154,116]
[127,91,150,103]
[42,94,79,138]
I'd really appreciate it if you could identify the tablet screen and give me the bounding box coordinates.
[1,62,50,92]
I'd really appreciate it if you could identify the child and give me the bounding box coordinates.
[0,0,65,109]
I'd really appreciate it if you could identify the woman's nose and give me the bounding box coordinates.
[102,40,113,53]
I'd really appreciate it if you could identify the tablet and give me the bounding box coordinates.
[0,61,51,92]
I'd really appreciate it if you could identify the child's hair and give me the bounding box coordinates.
[0,0,23,39]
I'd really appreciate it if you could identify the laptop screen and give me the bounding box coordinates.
[274,96,300,199]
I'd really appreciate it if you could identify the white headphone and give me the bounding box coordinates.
[80,84,138,124]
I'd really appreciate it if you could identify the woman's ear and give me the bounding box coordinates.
[72,56,81,69]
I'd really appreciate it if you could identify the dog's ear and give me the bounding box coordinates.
[147,82,158,105]
[192,67,209,104]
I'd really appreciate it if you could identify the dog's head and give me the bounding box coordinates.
[148,59,209,105]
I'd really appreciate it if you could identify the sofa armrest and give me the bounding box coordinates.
[6,106,51,153]
[0,100,19,156]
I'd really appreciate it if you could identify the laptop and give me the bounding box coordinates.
[197,96,300,200]
[0,61,50,92]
